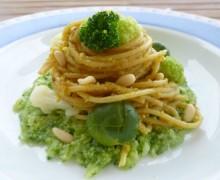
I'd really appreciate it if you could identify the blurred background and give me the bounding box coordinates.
[0,0,219,21]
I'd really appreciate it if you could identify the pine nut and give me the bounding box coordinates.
[77,76,96,85]
[116,74,136,87]
[155,73,164,80]
[183,104,196,122]
[54,50,66,66]
[52,127,73,143]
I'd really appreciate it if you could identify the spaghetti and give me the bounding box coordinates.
[40,21,201,131]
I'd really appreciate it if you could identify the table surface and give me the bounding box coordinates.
[0,0,220,21]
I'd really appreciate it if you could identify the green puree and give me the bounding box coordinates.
[14,74,188,177]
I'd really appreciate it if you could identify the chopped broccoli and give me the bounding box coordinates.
[79,11,120,52]
[123,127,185,168]
[14,74,190,177]
[180,85,196,104]
[148,127,185,156]
[160,56,186,84]
[79,11,142,52]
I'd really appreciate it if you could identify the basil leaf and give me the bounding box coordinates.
[87,102,139,146]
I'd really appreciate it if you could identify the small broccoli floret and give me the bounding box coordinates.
[160,56,186,84]
[79,11,120,52]
[118,16,141,45]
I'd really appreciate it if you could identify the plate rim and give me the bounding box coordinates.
[0,6,220,48]
[0,5,220,179]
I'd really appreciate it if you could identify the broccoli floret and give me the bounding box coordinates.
[118,16,141,45]
[160,56,186,84]
[79,11,120,52]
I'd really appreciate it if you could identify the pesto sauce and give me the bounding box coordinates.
[14,74,187,177]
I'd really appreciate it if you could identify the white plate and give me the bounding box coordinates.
[0,7,220,180]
